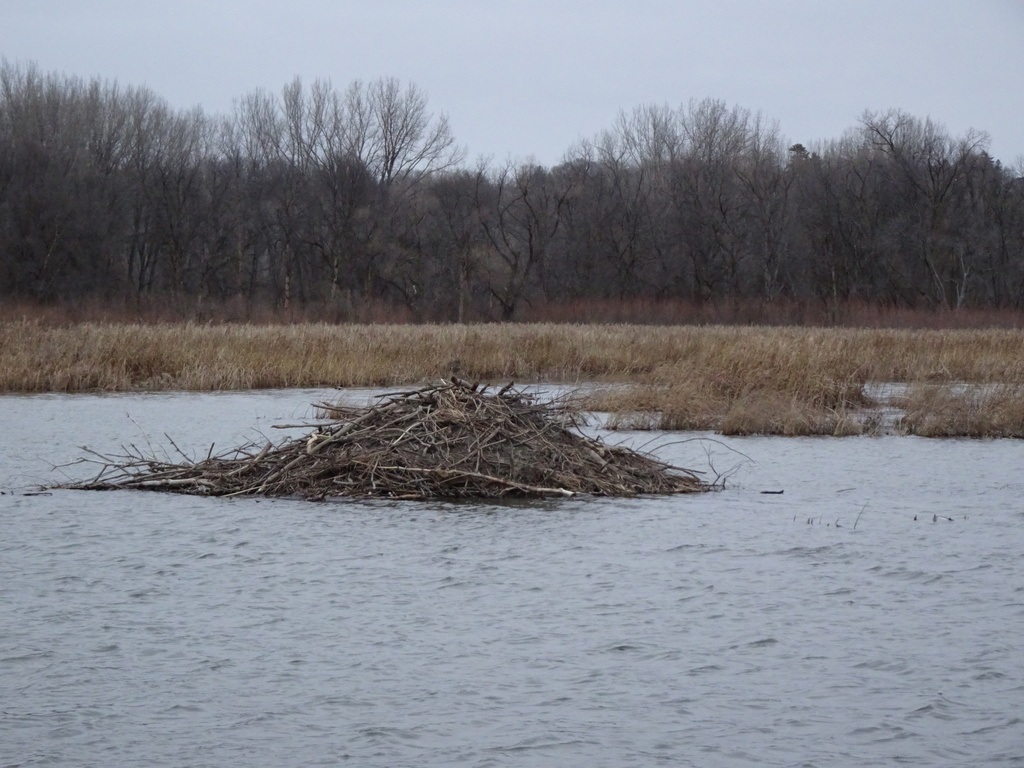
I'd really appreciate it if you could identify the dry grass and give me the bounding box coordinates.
[894,383,1024,438]
[0,321,700,391]
[6,320,1024,437]
[575,326,1024,437]
[584,327,871,435]
[521,296,1024,329]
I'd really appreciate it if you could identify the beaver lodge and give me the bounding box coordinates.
[61,380,710,500]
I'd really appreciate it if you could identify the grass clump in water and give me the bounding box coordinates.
[586,327,871,435]
[895,383,1024,438]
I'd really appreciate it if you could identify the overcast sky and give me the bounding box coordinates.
[2,0,1022,166]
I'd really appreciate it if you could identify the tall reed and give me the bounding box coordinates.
[5,321,1024,436]
[894,383,1024,438]
[5,322,1024,392]
[1,321,688,391]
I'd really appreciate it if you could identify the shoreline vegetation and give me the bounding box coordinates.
[5,317,1024,438]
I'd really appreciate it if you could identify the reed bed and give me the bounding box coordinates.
[5,321,1024,392]
[894,383,1024,438]
[1,321,681,391]
[6,321,1024,437]
[572,325,1024,437]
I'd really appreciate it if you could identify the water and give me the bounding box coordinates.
[2,390,1023,767]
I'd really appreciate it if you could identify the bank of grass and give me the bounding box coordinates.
[1,322,698,391]
[582,326,1024,436]
[4,321,1024,436]
[893,383,1024,438]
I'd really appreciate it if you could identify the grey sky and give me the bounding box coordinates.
[2,0,1022,166]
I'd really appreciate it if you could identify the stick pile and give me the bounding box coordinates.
[62,380,709,500]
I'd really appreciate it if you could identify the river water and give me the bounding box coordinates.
[2,389,1022,767]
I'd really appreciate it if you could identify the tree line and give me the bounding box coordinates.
[2,60,1022,321]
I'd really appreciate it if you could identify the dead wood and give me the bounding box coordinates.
[58,380,710,500]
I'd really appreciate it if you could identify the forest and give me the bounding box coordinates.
[2,60,1023,323]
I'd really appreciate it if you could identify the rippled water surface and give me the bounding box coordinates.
[2,390,1023,767]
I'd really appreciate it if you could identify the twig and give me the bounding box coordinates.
[57,381,712,500]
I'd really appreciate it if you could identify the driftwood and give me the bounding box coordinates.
[60,380,709,500]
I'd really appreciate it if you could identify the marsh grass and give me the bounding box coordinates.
[894,383,1024,438]
[0,322,697,391]
[571,326,1024,437]
[586,329,869,435]
[4,321,1024,437]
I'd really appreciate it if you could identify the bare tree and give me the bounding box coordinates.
[346,77,464,188]
[860,109,990,308]
[666,99,753,299]
[733,113,793,300]
[474,159,573,319]
[4,58,1024,320]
